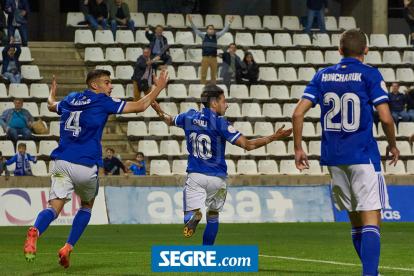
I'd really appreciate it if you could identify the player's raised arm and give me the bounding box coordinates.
[122,69,169,113]
[151,101,175,126]
[234,124,292,151]
[47,75,58,112]
[377,102,400,166]
[292,98,313,170]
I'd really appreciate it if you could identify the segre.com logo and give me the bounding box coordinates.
[151,245,258,272]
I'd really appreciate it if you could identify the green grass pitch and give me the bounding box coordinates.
[1,223,414,275]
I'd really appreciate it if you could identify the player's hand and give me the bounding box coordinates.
[5,127,9,133]
[126,160,131,163]
[273,124,293,139]
[386,146,399,166]
[151,101,162,114]
[107,173,111,175]
[124,173,129,179]
[187,14,193,23]
[153,68,170,89]
[229,16,234,24]
[409,133,414,146]
[5,175,9,181]
[50,75,57,96]
[295,150,310,170]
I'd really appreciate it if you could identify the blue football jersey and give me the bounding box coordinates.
[50,90,126,167]
[174,108,241,178]
[302,58,389,170]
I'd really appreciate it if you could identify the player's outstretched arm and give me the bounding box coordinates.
[122,69,170,113]
[151,101,175,126]
[292,98,313,170]
[47,75,58,112]
[377,102,400,166]
[234,125,292,151]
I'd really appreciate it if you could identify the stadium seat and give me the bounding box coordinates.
[21,66,43,81]
[157,65,177,80]
[255,122,273,136]
[0,102,14,114]
[188,84,204,98]
[216,85,229,97]
[167,84,187,98]
[376,141,387,156]
[130,13,146,27]
[308,141,321,156]
[226,142,246,156]
[385,161,406,175]
[205,14,224,29]
[225,15,243,29]
[234,121,253,136]
[258,160,278,174]
[258,67,277,81]
[186,49,202,62]
[313,33,331,47]
[169,48,185,62]
[237,160,258,174]
[377,122,398,137]
[19,47,34,63]
[403,51,414,63]
[287,141,307,154]
[269,85,289,99]
[302,122,317,137]
[282,16,302,30]
[163,31,175,45]
[167,13,186,28]
[106,48,125,62]
[160,140,181,156]
[95,30,115,45]
[48,160,55,174]
[172,160,187,175]
[305,105,321,118]
[225,103,242,117]
[242,103,262,117]
[244,15,262,30]
[278,67,297,81]
[267,140,288,156]
[186,14,204,28]
[177,66,197,80]
[0,141,14,156]
[197,66,215,81]
[159,102,178,116]
[170,126,184,136]
[378,68,396,82]
[325,16,339,30]
[331,34,341,47]
[115,66,134,80]
[48,121,59,137]
[407,160,414,174]
[147,13,166,27]
[85,48,105,63]
[250,85,269,99]
[95,65,115,79]
[286,50,305,64]
[229,85,248,99]
[274,33,292,46]
[383,51,401,64]
[9,83,29,98]
[397,68,414,82]
[263,15,282,30]
[248,146,267,156]
[255,33,273,46]
[303,160,322,175]
[38,140,58,156]
[66,12,87,27]
[291,85,306,99]
[15,140,36,155]
[275,122,292,132]
[263,103,282,118]
[266,50,285,64]
[226,159,237,175]
[136,105,157,118]
[398,122,414,137]
[31,160,48,176]
[138,140,160,156]
[364,51,382,64]
[30,83,49,98]
[235,33,254,46]
[22,102,39,117]
[370,34,388,47]
[338,16,356,30]
[150,160,171,175]
[293,34,311,46]
[305,50,324,64]
[135,30,150,44]
[280,160,301,174]
[175,31,194,45]
[397,141,412,155]
[126,48,143,62]
[115,31,135,44]
[389,34,407,47]
[298,67,316,81]
[180,102,199,113]
[217,33,234,46]
[0,84,6,98]
[250,50,266,64]
[283,103,297,118]
[316,122,322,135]
[111,84,125,99]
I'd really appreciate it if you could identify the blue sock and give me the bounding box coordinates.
[66,207,91,247]
[184,212,194,224]
[33,207,57,236]
[361,225,381,276]
[203,216,219,245]
[351,227,363,259]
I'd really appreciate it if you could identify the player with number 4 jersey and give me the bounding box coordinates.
[292,29,399,276]
[23,69,170,268]
[151,84,292,245]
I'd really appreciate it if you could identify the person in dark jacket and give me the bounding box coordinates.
[109,0,134,40]
[2,37,21,83]
[0,4,8,46]
[103,148,129,178]
[219,43,243,91]
[5,0,30,47]
[145,25,172,70]
[404,0,414,45]
[237,52,259,86]
[305,0,328,35]
[404,84,414,121]
[84,0,108,30]
[389,82,410,125]
[131,48,159,101]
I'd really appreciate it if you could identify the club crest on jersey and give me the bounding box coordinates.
[380,81,387,92]
[193,119,207,127]
[112,97,121,102]
[228,125,236,133]
[71,98,91,105]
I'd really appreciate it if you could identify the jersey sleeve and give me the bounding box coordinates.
[101,96,126,114]
[301,72,320,106]
[56,97,69,116]
[219,118,242,144]
[368,69,389,106]
[173,112,187,129]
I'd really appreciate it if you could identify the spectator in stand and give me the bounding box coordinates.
[0,98,33,148]
[4,142,37,176]
[188,14,234,84]
[109,0,134,40]
[404,84,414,121]
[237,52,259,86]
[5,0,30,47]
[84,0,108,31]
[131,48,159,102]
[2,36,21,83]
[103,148,129,179]
[389,82,410,125]
[126,152,146,175]
[0,4,8,46]
[0,151,10,180]
[219,43,243,91]
[404,0,414,45]
[305,0,328,36]
[145,25,172,70]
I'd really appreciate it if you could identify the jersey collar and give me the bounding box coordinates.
[339,57,362,64]
[202,108,218,118]
[83,89,98,96]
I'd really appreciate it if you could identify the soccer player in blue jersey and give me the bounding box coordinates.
[151,84,292,245]
[23,69,169,267]
[292,29,400,276]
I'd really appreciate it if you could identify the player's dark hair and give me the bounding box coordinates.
[340,28,367,58]
[106,148,114,153]
[86,69,111,87]
[201,84,224,108]
[137,152,144,158]
[18,143,26,149]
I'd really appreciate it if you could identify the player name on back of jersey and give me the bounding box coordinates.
[71,98,91,105]
[321,73,362,82]
[193,119,207,128]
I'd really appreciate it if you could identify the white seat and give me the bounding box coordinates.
[225,102,241,117]
[170,126,184,136]
[280,160,301,174]
[150,160,171,175]
[403,51,414,63]
[95,65,116,79]
[0,102,14,114]
[246,144,266,156]
[385,162,406,175]
[110,84,125,99]
[167,13,186,28]
[49,121,60,137]
[160,140,181,156]
[115,31,135,44]
[302,122,317,137]
[168,84,187,98]
[316,122,322,135]
[338,16,356,30]
[135,30,149,44]
[172,160,188,175]
[376,141,388,156]
[306,50,324,64]
[188,84,204,98]
[255,33,273,46]
[293,34,311,46]
[186,14,204,28]
[255,122,273,136]
[0,83,6,98]
[21,65,43,80]
[162,31,175,45]
[205,14,224,29]
[397,141,412,155]
[282,16,302,30]
[106,47,125,62]
[67,12,87,27]
[22,102,39,117]
[250,85,269,99]
[325,16,339,30]
[48,160,55,174]
[0,140,14,156]
[378,122,398,137]
[263,15,282,30]
[157,65,176,80]
[226,142,246,156]
[287,141,307,154]
[258,160,278,174]
[278,67,297,81]
[283,103,297,118]
[244,15,262,30]
[126,48,143,62]
[180,102,199,113]
[309,141,321,156]
[267,140,288,156]
[95,30,115,45]
[305,105,321,118]
[30,83,49,98]
[263,103,282,118]
[229,84,249,99]
[31,160,48,176]
[237,160,258,175]
[9,83,29,98]
[275,122,293,135]
[216,85,229,98]
[225,15,243,29]
[85,47,105,62]
[274,33,292,46]
[40,102,59,118]
[217,33,233,46]
[242,103,262,117]
[291,85,306,99]
[266,50,285,64]
[159,102,178,116]
[286,50,305,64]
[303,160,322,175]
[186,49,202,62]
[397,68,414,82]
[383,51,401,64]
[130,13,146,27]
[38,140,58,156]
[364,51,382,64]
[147,13,166,27]
[389,34,407,47]
[169,48,185,62]
[20,47,34,62]
[407,160,414,174]
[234,121,253,136]
[331,34,341,47]
[15,140,36,155]
[177,66,197,80]
[258,67,277,81]
[115,66,134,80]
[370,34,388,47]
[138,140,160,156]
[313,33,331,47]
[250,50,266,64]
[298,67,316,81]
[175,31,194,45]
[225,159,237,175]
[398,122,414,137]
[235,33,254,46]
[137,106,158,118]
[270,85,289,99]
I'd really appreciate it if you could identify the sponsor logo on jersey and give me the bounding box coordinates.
[228,125,236,133]
[112,97,121,102]
[380,81,387,93]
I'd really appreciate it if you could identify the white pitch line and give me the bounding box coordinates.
[259,255,414,272]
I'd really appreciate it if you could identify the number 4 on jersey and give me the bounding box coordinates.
[65,111,82,136]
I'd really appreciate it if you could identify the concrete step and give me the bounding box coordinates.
[38,65,87,79]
